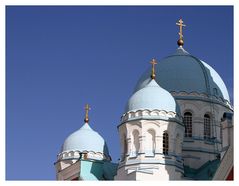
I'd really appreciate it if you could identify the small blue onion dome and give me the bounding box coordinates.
[61,123,109,156]
[134,47,230,103]
[125,79,178,113]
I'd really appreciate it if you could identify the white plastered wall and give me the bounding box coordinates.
[176,98,232,169]
[115,111,184,180]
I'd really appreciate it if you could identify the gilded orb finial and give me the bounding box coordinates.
[176,18,186,46]
[84,104,91,123]
[150,58,157,79]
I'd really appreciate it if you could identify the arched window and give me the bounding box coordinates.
[124,137,128,155]
[204,114,211,139]
[121,134,127,155]
[131,130,140,157]
[146,129,156,156]
[121,134,128,161]
[163,131,169,155]
[183,112,192,137]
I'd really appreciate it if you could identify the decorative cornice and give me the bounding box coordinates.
[184,135,222,144]
[170,91,233,110]
[120,109,182,123]
[182,147,220,154]
[118,158,184,172]
[57,150,111,161]
[171,91,209,98]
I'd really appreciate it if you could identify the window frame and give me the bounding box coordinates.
[204,114,211,139]
[183,112,192,137]
[163,131,169,155]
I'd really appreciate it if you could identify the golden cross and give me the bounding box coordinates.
[150,58,157,79]
[84,104,91,122]
[176,18,186,40]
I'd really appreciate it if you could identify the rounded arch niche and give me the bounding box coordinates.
[131,130,140,157]
[145,129,156,156]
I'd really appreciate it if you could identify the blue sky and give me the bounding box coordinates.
[6,6,233,180]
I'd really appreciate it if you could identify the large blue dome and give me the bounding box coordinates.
[135,47,230,103]
[61,123,109,156]
[126,79,178,113]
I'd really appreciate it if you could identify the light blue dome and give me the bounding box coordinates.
[61,123,109,156]
[126,79,177,113]
[135,47,230,102]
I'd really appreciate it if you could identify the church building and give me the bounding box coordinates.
[54,18,233,180]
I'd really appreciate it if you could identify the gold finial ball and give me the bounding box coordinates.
[177,39,184,46]
[84,118,89,123]
[151,73,156,79]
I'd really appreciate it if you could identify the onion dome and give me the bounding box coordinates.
[135,18,230,103]
[126,79,177,113]
[125,59,178,113]
[134,46,230,103]
[61,122,109,156]
[60,104,110,158]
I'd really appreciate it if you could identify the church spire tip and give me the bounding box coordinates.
[84,104,91,123]
[150,58,157,79]
[176,18,186,47]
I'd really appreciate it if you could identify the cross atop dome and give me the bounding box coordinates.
[150,58,157,79]
[176,18,186,46]
[84,103,91,123]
